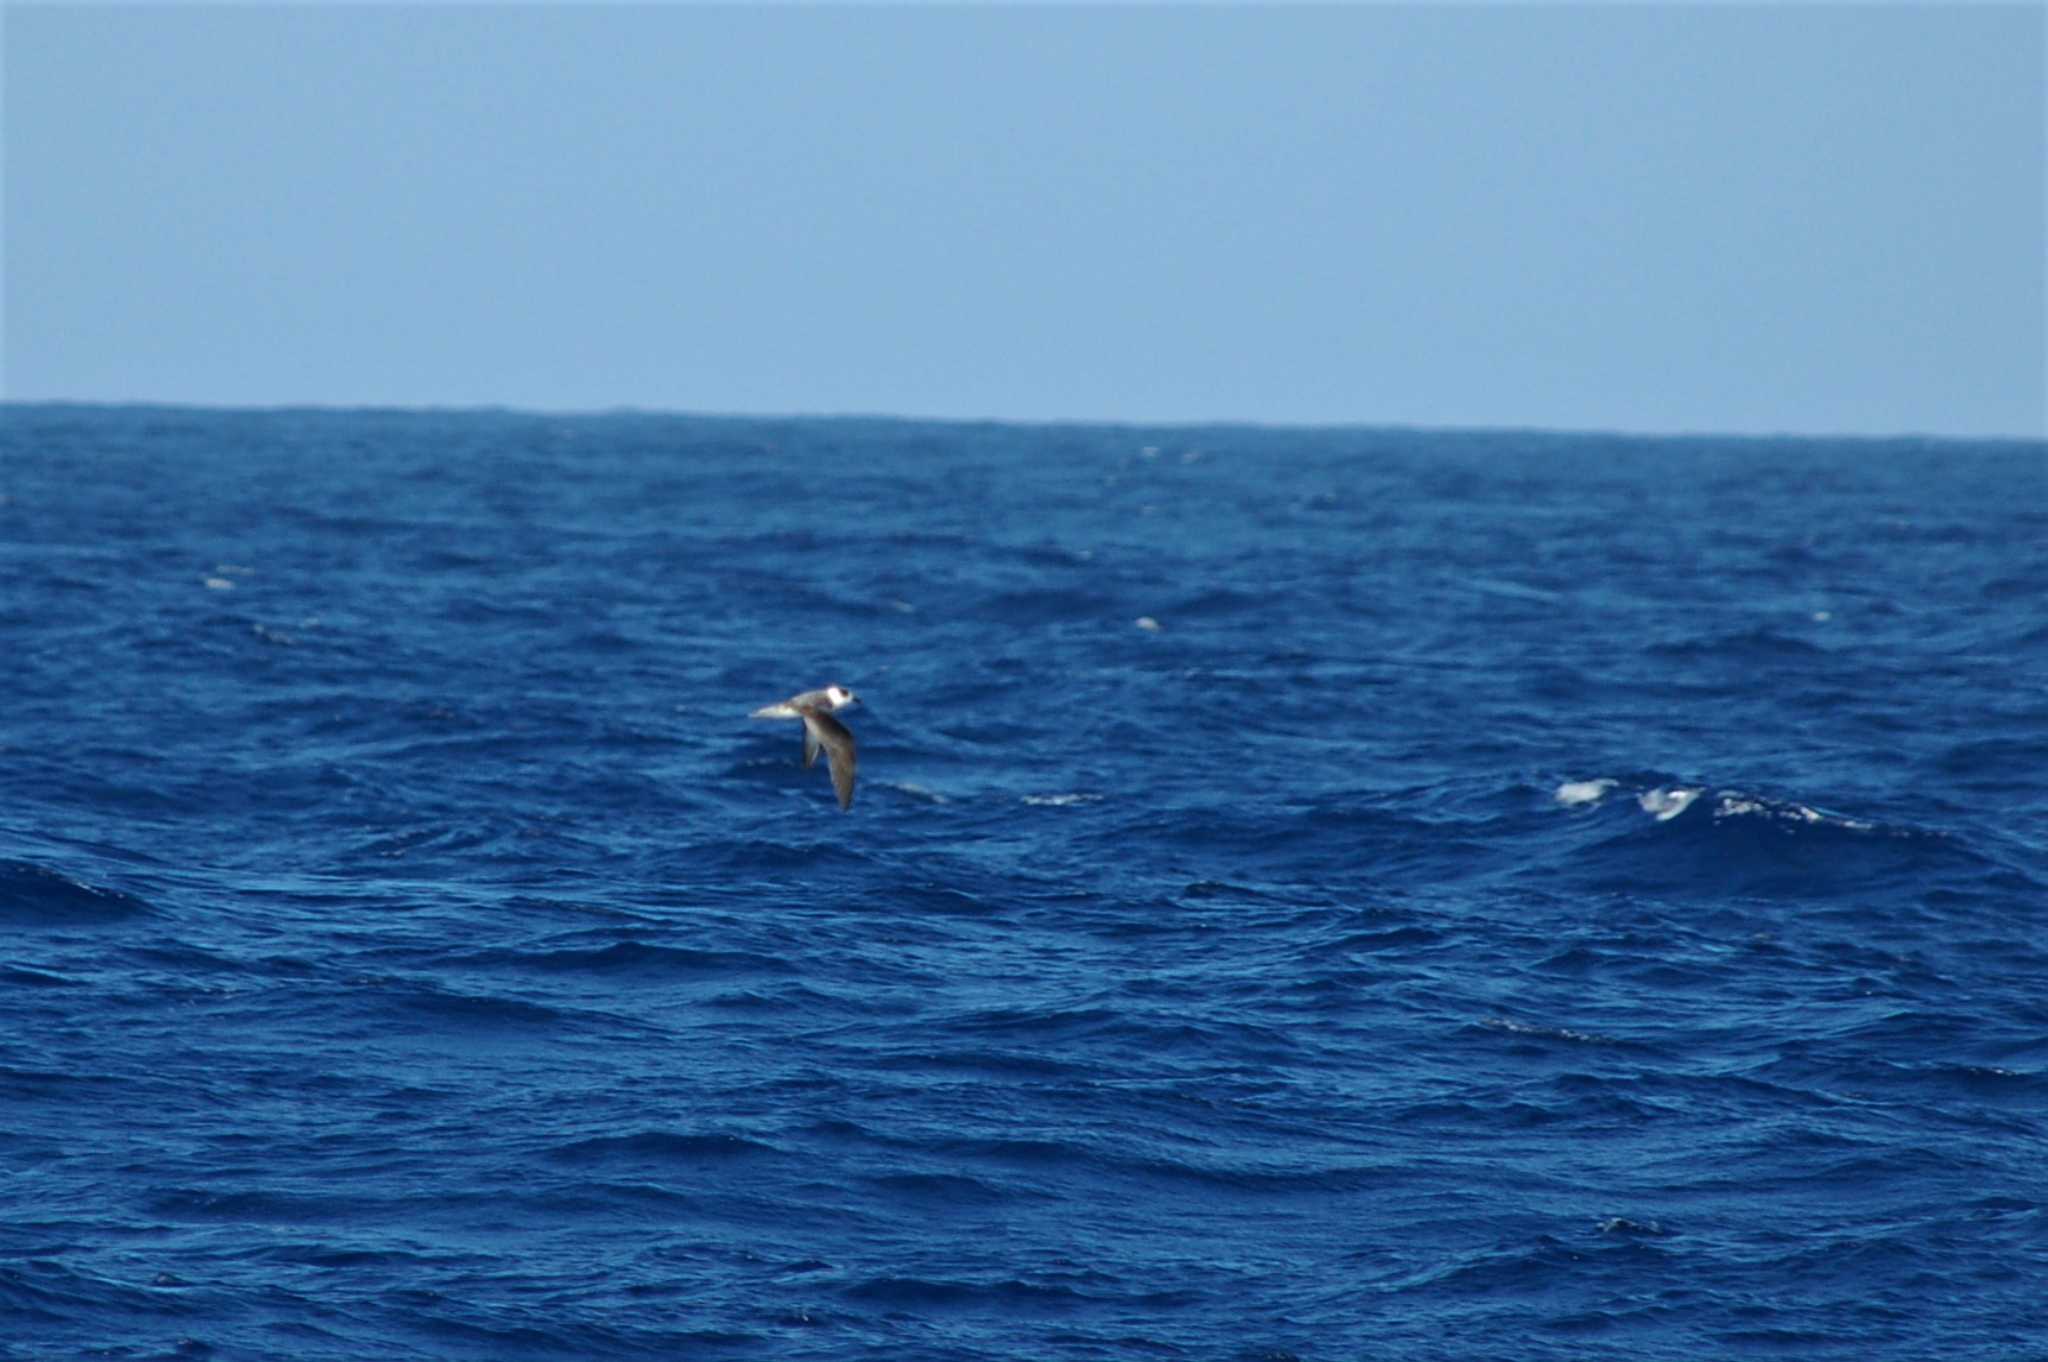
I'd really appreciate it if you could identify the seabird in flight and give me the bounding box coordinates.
[750,684,861,810]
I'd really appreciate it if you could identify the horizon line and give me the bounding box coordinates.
[4,395,2043,447]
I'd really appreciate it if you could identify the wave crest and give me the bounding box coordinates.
[1549,776,1995,898]
[0,859,155,925]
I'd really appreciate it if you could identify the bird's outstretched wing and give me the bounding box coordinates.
[801,711,857,811]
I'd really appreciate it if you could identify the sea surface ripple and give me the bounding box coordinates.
[3,406,2045,1360]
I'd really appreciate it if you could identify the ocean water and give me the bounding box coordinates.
[2,404,2044,1361]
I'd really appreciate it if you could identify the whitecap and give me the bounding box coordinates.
[1638,787,1701,821]
[1134,616,1162,632]
[1554,778,1615,808]
[1714,793,1871,832]
[1482,1016,1614,1046]
[1715,795,1820,823]
[1597,1217,1669,1237]
[1023,793,1103,807]
[202,576,235,591]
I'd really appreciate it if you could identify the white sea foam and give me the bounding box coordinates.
[1560,779,1864,830]
[1638,787,1702,821]
[1483,1016,1614,1046]
[1134,616,1162,632]
[1598,1217,1669,1237]
[1554,778,1616,808]
[1715,794,1871,831]
[1023,793,1103,807]
[1715,796,1796,821]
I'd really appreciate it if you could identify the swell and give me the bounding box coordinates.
[0,858,156,925]
[1541,775,2031,900]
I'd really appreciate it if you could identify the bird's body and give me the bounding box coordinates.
[750,685,860,810]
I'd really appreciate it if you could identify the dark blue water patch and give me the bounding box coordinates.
[861,1169,1028,1209]
[448,938,799,981]
[839,1273,1101,1312]
[0,858,157,925]
[332,975,572,1031]
[1935,731,2048,790]
[546,1130,783,1165]
[1644,627,1836,666]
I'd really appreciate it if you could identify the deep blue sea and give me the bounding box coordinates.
[3,405,2045,1361]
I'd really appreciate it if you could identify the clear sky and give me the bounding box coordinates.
[5,4,2043,437]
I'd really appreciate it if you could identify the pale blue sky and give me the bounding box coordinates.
[5,4,2043,436]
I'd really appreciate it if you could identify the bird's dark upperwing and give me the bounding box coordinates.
[801,710,857,811]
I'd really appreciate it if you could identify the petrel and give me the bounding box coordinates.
[750,684,860,810]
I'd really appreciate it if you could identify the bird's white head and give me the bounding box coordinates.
[824,685,859,710]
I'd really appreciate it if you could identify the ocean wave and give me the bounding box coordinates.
[696,835,878,874]
[1479,1016,1632,1048]
[1552,777,1617,808]
[0,963,76,988]
[1545,776,1996,897]
[840,1274,1096,1309]
[546,1130,781,1165]
[1557,775,1880,833]
[453,940,797,980]
[362,977,568,1030]
[862,1170,1022,1206]
[1645,627,1833,664]
[148,1186,356,1225]
[0,858,155,924]
[978,585,1120,626]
